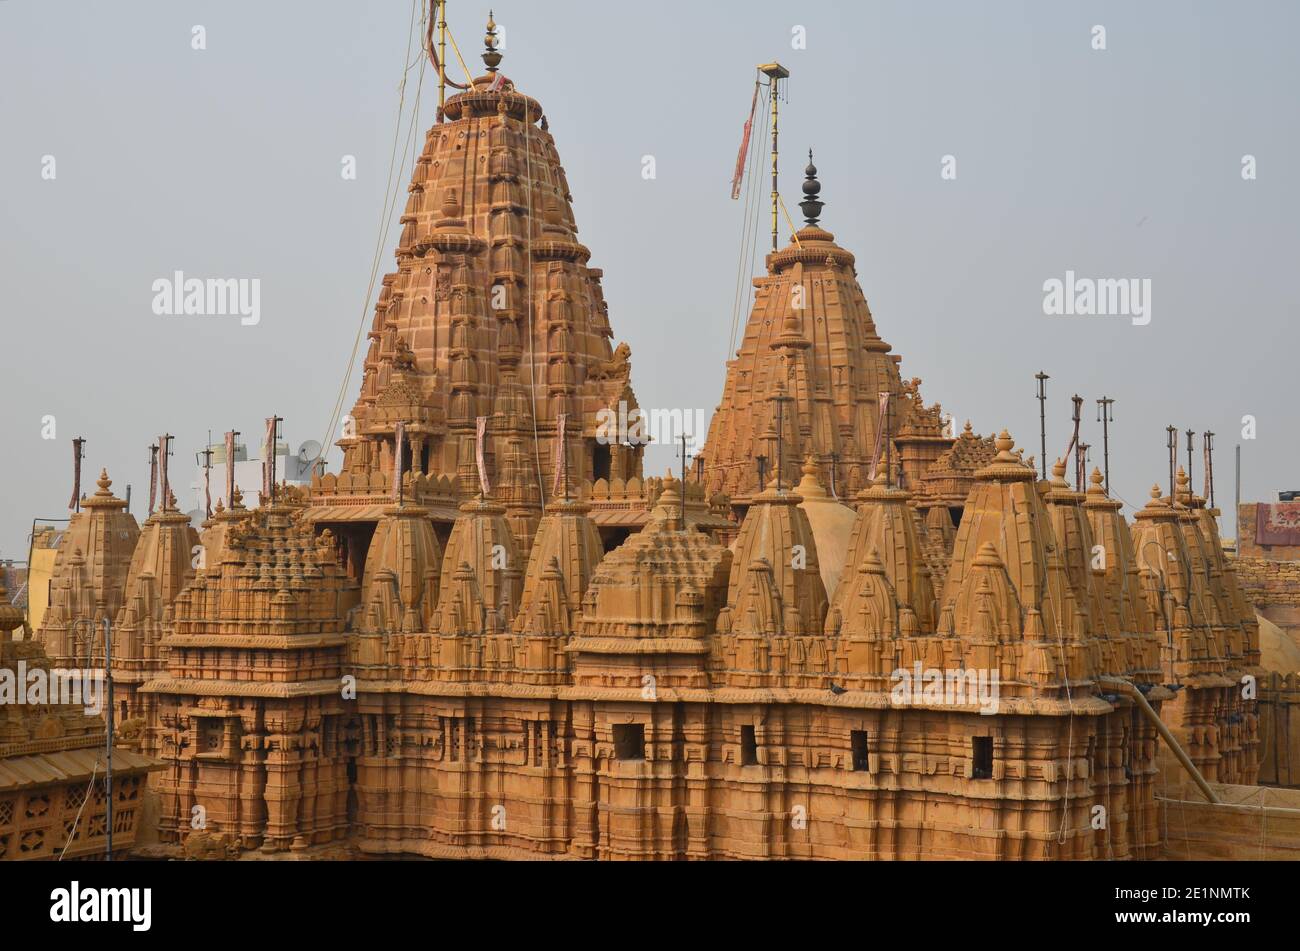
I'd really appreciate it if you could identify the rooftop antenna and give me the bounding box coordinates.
[755,454,768,491]
[1096,396,1115,494]
[1185,429,1196,498]
[1204,431,1217,509]
[1166,426,1178,503]
[758,62,790,252]
[1034,372,1050,480]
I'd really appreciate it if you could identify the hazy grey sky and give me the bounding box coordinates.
[2,0,1297,559]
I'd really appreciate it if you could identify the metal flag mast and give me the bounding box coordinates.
[1097,396,1115,493]
[70,437,86,513]
[1034,372,1050,480]
[1166,426,1178,502]
[1204,431,1217,510]
[758,62,790,252]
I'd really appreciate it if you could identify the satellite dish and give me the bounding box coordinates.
[298,440,323,464]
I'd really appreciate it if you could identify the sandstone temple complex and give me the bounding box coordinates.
[5,9,1300,862]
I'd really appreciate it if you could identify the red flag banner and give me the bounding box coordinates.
[224,431,236,506]
[68,438,83,511]
[393,421,406,501]
[868,393,891,482]
[731,82,760,200]
[553,413,568,499]
[475,416,492,497]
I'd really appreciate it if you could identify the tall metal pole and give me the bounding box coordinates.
[1166,426,1178,503]
[72,437,86,513]
[103,616,114,860]
[1097,397,1114,493]
[1204,431,1217,509]
[1185,429,1195,495]
[1070,394,1083,485]
[1035,372,1050,480]
[269,416,284,499]
[775,395,786,492]
[1235,444,1241,523]
[759,63,790,252]
[437,0,448,113]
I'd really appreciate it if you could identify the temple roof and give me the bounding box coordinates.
[701,173,906,504]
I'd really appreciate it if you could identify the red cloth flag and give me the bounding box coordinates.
[868,393,891,482]
[393,421,406,501]
[68,438,83,511]
[553,413,568,499]
[731,83,760,200]
[475,416,492,497]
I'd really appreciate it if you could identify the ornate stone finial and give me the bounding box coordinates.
[231,485,245,509]
[483,11,503,73]
[963,420,974,435]
[799,149,824,226]
[993,430,1016,462]
[95,469,113,496]
[1087,467,1106,495]
[973,541,1003,568]
[1050,458,1069,486]
[440,186,462,220]
[795,453,828,500]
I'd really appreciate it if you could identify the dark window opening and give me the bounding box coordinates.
[851,730,871,772]
[741,725,758,766]
[613,723,645,761]
[599,526,634,554]
[948,506,963,528]
[592,442,612,482]
[972,736,994,779]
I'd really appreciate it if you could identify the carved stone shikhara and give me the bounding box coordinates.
[8,21,1291,863]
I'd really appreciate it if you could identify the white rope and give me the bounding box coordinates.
[313,0,427,471]
[57,754,101,861]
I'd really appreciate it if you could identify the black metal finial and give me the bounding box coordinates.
[800,148,824,226]
[483,11,503,73]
